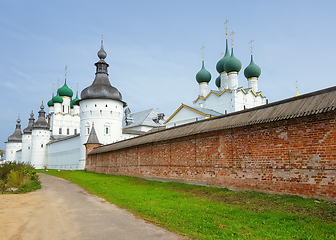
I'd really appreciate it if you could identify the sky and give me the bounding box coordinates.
[0,0,335,154]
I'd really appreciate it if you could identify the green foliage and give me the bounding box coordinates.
[6,170,30,188]
[0,161,40,193]
[42,169,336,240]
[0,149,5,158]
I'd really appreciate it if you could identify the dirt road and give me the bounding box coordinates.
[0,173,184,240]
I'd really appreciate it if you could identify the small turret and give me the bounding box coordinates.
[7,115,22,143]
[244,40,261,92]
[23,111,35,134]
[33,102,49,130]
[196,47,211,98]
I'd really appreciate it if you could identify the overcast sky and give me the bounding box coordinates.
[1,0,335,153]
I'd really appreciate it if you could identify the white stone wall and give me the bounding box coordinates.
[21,134,32,163]
[5,142,22,162]
[79,98,124,164]
[199,82,208,98]
[227,72,238,89]
[165,107,208,128]
[47,135,81,170]
[30,129,51,169]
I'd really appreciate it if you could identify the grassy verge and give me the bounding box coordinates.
[40,169,336,239]
[0,162,41,193]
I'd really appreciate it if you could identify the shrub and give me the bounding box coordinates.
[0,161,41,193]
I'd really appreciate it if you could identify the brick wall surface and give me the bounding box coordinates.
[86,111,336,200]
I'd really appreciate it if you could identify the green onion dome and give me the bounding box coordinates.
[224,48,242,73]
[47,97,54,107]
[216,39,230,73]
[70,101,74,109]
[244,55,261,79]
[72,92,80,106]
[58,79,73,98]
[196,60,211,83]
[52,91,63,104]
[215,75,221,88]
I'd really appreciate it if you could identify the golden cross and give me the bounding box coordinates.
[201,46,205,60]
[65,65,67,78]
[230,31,235,47]
[295,81,299,96]
[249,40,254,55]
[224,19,229,37]
[101,35,103,41]
[58,79,59,89]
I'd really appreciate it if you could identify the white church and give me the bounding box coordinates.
[5,31,267,169]
[165,35,266,127]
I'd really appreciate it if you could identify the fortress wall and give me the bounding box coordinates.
[86,111,336,200]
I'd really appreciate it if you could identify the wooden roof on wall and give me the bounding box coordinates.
[89,86,336,155]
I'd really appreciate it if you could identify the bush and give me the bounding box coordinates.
[0,161,41,193]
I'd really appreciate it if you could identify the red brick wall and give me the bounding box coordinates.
[86,111,336,200]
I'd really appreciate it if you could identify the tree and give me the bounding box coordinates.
[0,150,5,158]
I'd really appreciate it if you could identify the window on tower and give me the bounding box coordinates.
[74,129,77,135]
[67,128,70,135]
[104,122,110,136]
[59,128,62,134]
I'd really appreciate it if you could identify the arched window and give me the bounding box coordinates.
[104,122,110,136]
[85,122,90,135]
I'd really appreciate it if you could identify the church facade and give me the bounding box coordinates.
[165,36,266,128]
[5,38,164,169]
[5,32,267,169]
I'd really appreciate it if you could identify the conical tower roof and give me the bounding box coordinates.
[85,124,100,145]
[81,37,127,107]
[32,102,50,130]
[7,116,22,142]
[23,111,35,134]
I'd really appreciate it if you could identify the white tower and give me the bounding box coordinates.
[79,37,127,168]
[196,47,211,99]
[225,32,242,90]
[21,111,35,163]
[215,21,230,91]
[5,116,22,162]
[31,102,51,169]
[244,40,261,93]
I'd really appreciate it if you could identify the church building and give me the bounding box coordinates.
[165,30,266,128]
[5,38,164,169]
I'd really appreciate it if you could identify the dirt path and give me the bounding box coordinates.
[0,174,184,240]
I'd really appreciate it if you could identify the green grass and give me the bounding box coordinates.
[39,169,336,240]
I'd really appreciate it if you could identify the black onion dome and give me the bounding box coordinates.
[7,116,22,142]
[33,102,50,130]
[23,111,35,134]
[81,38,127,107]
